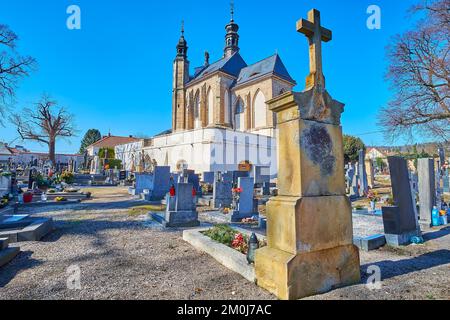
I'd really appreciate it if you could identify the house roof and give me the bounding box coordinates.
[88,135,140,149]
[188,52,247,85]
[236,54,296,86]
[0,145,13,156]
[187,53,295,89]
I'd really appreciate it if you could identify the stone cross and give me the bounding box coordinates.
[296,9,332,90]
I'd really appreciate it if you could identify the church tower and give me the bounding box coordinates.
[224,2,239,57]
[172,21,190,132]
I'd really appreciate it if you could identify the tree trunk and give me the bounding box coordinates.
[49,138,56,167]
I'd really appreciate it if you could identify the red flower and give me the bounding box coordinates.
[231,233,245,248]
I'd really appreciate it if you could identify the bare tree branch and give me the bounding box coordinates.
[379,0,450,142]
[10,95,76,164]
[0,24,37,125]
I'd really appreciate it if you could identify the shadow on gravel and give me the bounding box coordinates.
[360,249,450,282]
[423,226,450,242]
[17,199,149,215]
[0,251,42,287]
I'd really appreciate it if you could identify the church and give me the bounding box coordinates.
[116,7,296,175]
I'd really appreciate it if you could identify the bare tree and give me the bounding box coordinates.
[378,0,450,141]
[10,95,76,165]
[0,24,36,125]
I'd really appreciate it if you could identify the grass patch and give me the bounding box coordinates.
[128,204,165,216]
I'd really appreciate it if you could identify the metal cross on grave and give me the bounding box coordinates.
[296,9,332,91]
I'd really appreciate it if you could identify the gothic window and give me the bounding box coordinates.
[207,88,214,125]
[234,98,245,131]
[194,91,201,129]
[254,90,267,128]
[224,89,230,124]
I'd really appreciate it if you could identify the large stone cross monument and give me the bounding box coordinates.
[296,8,331,90]
[255,9,361,300]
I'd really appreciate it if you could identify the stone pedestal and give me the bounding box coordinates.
[255,90,360,300]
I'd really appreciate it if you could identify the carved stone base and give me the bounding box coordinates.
[255,244,360,300]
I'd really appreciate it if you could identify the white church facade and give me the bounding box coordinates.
[116,9,296,176]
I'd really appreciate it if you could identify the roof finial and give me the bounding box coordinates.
[230,0,234,21]
[181,20,184,36]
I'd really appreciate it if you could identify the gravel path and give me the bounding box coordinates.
[0,187,449,300]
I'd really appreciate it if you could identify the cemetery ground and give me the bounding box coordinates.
[0,187,449,300]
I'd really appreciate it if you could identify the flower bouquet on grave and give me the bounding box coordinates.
[366,189,379,212]
[231,233,249,254]
[55,196,67,202]
[231,187,242,211]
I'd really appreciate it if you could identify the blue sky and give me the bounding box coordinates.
[0,0,418,153]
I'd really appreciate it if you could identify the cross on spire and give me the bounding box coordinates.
[181,20,184,36]
[230,0,234,20]
[296,9,332,90]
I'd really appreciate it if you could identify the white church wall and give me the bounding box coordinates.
[119,128,277,177]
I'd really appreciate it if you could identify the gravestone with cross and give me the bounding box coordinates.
[255,9,360,300]
[153,182,199,228]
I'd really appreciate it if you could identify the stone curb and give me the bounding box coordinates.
[183,227,256,283]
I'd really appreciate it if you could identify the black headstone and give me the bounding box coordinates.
[384,156,418,234]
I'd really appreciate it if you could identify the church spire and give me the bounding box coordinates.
[176,20,188,59]
[224,1,239,57]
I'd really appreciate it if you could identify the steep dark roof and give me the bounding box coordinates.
[154,129,172,137]
[188,52,247,84]
[236,54,296,86]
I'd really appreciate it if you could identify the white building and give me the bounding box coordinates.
[116,127,276,176]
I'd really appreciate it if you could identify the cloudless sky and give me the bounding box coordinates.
[0,0,419,153]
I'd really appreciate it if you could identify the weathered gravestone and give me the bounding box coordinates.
[149,166,171,201]
[253,166,271,184]
[345,163,354,193]
[232,170,250,184]
[349,164,359,199]
[188,173,202,195]
[382,157,420,246]
[0,175,12,197]
[443,169,449,193]
[155,183,199,228]
[253,166,271,196]
[231,177,259,222]
[255,9,360,300]
[410,171,419,195]
[418,158,436,227]
[365,159,375,189]
[136,166,171,201]
[202,171,215,184]
[358,150,368,196]
[134,173,153,195]
[212,171,233,209]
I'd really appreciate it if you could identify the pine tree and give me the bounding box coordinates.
[79,129,101,154]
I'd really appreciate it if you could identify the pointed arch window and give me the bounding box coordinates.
[194,91,201,129]
[234,97,245,131]
[254,90,267,128]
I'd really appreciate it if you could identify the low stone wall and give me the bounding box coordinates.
[183,227,266,283]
